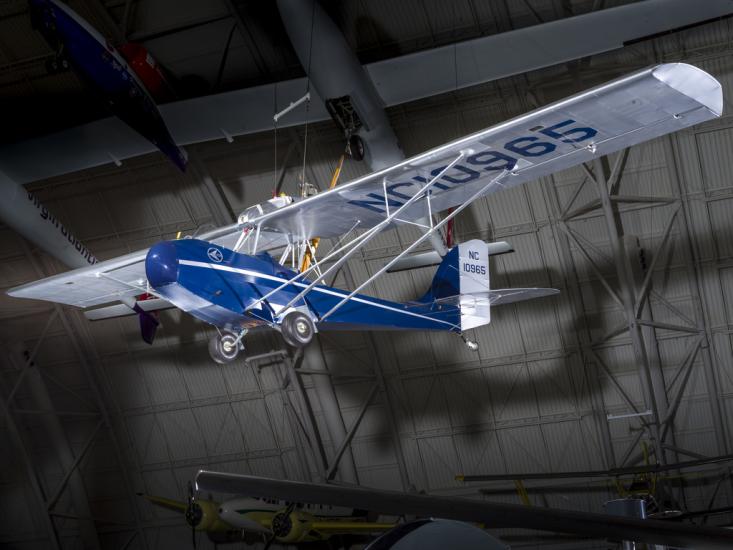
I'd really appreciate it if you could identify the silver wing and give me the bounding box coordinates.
[489,288,560,306]
[250,63,721,241]
[7,64,722,310]
[6,225,286,308]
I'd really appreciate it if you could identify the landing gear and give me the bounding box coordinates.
[45,54,69,74]
[208,329,245,364]
[347,134,365,162]
[461,334,479,351]
[280,311,315,348]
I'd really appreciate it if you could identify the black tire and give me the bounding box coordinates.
[347,134,365,162]
[281,311,315,348]
[208,331,241,364]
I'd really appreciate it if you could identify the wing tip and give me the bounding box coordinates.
[653,63,723,117]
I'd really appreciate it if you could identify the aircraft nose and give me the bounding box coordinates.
[146,241,179,287]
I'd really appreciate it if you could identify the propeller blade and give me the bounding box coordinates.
[187,481,196,549]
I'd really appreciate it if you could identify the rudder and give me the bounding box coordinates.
[422,239,491,331]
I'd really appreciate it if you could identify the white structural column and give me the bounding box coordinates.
[0,169,96,268]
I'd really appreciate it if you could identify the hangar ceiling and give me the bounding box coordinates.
[1,1,732,549]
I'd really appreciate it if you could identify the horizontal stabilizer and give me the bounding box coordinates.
[387,241,513,273]
[409,288,559,309]
[489,288,559,306]
[84,298,172,321]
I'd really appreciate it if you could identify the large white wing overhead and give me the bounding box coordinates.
[7,64,722,310]
[3,1,732,184]
[251,63,721,241]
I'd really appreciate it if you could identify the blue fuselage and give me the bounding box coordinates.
[145,239,460,333]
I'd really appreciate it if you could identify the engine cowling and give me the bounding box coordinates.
[185,499,230,532]
[271,510,316,543]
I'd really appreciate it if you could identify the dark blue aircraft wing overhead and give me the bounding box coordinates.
[29,0,188,171]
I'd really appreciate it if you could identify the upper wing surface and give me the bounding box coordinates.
[252,63,721,241]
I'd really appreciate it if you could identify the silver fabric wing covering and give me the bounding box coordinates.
[250,63,721,241]
[7,225,245,308]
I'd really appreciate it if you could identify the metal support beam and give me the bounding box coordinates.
[7,349,101,550]
[634,206,680,318]
[46,419,104,510]
[663,134,731,457]
[543,177,617,469]
[660,336,702,442]
[326,383,378,481]
[24,246,149,549]
[187,149,235,226]
[285,349,330,479]
[0,377,61,550]
[592,157,666,469]
[303,343,359,483]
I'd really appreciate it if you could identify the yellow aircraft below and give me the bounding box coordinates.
[138,488,395,548]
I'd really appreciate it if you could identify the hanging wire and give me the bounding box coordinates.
[273,73,278,197]
[299,0,318,196]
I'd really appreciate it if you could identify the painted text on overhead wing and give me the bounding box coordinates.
[348,119,598,214]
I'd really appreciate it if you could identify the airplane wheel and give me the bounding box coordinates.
[208,331,241,364]
[45,58,59,74]
[281,311,315,348]
[347,134,365,162]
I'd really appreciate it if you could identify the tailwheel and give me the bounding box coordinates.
[281,311,315,348]
[208,330,243,364]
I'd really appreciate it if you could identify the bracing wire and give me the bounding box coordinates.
[299,0,318,195]
[273,76,278,197]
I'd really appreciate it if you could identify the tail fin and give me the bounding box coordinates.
[422,239,491,331]
[421,240,560,332]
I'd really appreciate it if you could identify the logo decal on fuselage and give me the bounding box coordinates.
[207,247,223,263]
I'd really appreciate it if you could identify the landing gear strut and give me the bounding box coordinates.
[280,311,315,348]
[461,333,479,351]
[208,329,246,364]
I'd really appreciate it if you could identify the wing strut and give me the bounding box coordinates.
[244,153,467,316]
[319,169,510,321]
[300,152,346,272]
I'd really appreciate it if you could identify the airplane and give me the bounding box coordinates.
[4,0,732,185]
[27,0,188,171]
[6,62,723,364]
[193,470,733,549]
[138,483,395,548]
[1,2,731,289]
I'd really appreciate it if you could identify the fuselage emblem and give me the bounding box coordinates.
[207,247,223,263]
